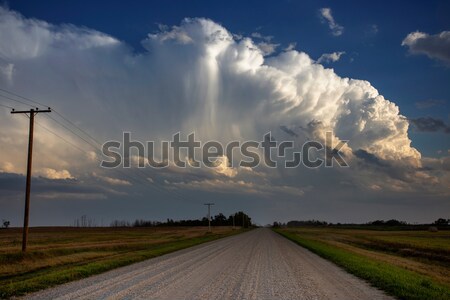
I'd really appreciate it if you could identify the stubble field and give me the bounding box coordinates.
[0,226,240,298]
[276,227,450,300]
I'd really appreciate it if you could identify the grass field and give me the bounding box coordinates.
[0,226,241,299]
[275,227,450,300]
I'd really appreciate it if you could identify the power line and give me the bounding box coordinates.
[38,118,184,199]
[34,119,97,160]
[0,87,48,108]
[39,115,180,197]
[0,87,105,149]
[0,102,14,110]
[44,114,101,151]
[34,119,182,200]
[34,119,148,187]
[1,86,186,200]
[0,87,103,157]
[0,93,36,109]
[0,87,101,146]
[52,110,101,147]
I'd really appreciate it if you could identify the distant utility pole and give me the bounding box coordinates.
[232,214,235,230]
[11,107,51,252]
[242,212,245,228]
[204,203,214,232]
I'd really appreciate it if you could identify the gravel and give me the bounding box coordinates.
[23,228,393,300]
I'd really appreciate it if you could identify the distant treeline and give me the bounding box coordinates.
[110,211,252,228]
[273,218,450,228]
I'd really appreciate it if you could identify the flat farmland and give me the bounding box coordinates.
[0,226,240,298]
[276,227,450,300]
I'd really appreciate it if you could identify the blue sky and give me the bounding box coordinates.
[0,1,449,225]
[8,0,450,156]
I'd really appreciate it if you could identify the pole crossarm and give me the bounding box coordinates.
[11,108,52,114]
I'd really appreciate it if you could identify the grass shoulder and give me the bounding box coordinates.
[274,228,450,300]
[0,227,246,299]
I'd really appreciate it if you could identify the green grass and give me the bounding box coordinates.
[0,227,243,299]
[275,228,450,300]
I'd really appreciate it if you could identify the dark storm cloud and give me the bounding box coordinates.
[402,31,450,65]
[409,117,450,133]
[0,172,111,198]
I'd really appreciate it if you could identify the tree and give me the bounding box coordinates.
[232,211,252,228]
[2,220,10,229]
[212,213,227,226]
[434,218,449,226]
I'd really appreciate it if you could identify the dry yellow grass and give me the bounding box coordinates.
[0,226,240,298]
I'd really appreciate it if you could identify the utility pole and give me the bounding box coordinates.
[11,107,51,252]
[242,212,245,228]
[204,203,214,232]
[232,214,235,230]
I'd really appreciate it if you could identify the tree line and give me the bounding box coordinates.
[111,211,252,228]
[272,218,450,228]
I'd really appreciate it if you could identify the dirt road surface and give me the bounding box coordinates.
[23,228,393,300]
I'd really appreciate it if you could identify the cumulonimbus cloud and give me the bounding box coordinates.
[0,7,425,191]
[1,6,450,227]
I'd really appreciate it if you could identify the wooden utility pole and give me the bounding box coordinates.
[11,107,51,252]
[232,214,235,230]
[204,203,214,232]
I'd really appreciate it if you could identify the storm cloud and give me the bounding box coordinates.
[409,117,450,133]
[0,7,448,225]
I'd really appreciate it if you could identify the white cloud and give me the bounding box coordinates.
[284,42,296,51]
[0,8,118,60]
[257,42,279,56]
[148,25,193,44]
[102,177,131,186]
[86,151,97,162]
[93,172,131,186]
[37,168,74,180]
[0,162,15,173]
[251,32,273,41]
[317,51,345,63]
[0,8,437,199]
[402,31,450,64]
[1,7,449,225]
[319,8,344,36]
[37,192,107,200]
[212,156,238,177]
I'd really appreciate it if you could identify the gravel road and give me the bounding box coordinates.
[23,228,393,300]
